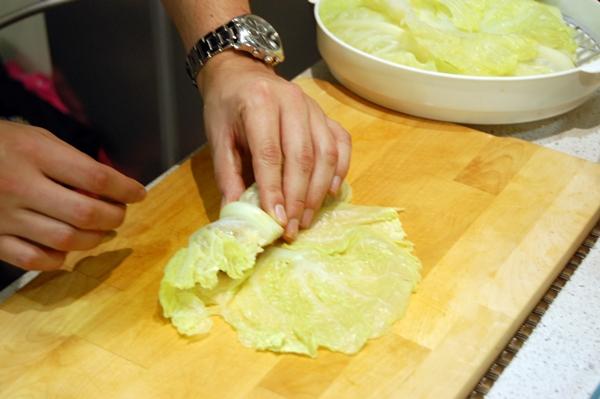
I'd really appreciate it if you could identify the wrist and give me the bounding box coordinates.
[185,14,284,89]
[196,51,275,94]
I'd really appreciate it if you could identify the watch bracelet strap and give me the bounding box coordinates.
[185,20,239,87]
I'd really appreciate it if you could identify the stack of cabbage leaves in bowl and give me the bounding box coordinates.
[320,0,577,76]
[159,184,422,357]
[314,0,599,124]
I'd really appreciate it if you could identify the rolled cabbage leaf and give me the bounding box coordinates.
[159,185,283,335]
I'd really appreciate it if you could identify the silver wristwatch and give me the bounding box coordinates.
[185,14,285,87]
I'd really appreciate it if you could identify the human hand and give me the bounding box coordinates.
[0,121,146,270]
[197,52,352,241]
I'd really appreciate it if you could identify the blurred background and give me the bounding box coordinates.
[0,0,320,287]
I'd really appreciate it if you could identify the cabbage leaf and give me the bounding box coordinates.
[320,0,576,76]
[159,184,422,357]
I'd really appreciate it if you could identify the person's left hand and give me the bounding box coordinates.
[197,52,352,241]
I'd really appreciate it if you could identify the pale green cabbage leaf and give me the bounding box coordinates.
[320,0,577,76]
[159,184,422,356]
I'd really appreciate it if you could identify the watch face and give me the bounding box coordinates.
[237,15,284,61]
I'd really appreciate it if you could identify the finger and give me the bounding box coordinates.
[36,139,146,204]
[326,118,352,195]
[243,90,287,225]
[300,101,338,229]
[25,179,127,231]
[207,128,246,206]
[280,88,314,240]
[0,235,65,271]
[8,209,106,252]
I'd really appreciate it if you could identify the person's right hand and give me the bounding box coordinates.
[0,121,146,271]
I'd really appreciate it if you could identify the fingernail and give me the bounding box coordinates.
[274,204,287,225]
[301,208,314,229]
[220,197,227,208]
[285,218,299,241]
[330,175,342,195]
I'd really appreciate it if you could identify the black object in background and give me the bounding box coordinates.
[0,262,26,291]
[0,59,102,158]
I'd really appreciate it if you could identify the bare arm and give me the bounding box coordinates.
[161,0,250,50]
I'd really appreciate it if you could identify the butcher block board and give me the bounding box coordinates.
[1,78,600,399]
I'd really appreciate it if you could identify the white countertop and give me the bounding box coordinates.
[302,61,600,399]
[1,61,599,399]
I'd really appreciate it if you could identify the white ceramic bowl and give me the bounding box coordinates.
[314,0,600,124]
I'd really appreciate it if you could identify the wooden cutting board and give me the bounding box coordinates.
[1,78,599,399]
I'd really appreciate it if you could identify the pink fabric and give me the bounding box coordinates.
[4,61,118,168]
[4,61,70,115]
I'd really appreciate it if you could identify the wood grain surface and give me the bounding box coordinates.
[1,78,599,399]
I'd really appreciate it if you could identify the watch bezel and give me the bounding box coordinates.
[231,14,285,66]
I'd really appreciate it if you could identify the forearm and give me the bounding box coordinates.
[161,0,250,51]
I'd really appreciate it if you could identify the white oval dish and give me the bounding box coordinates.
[314,0,600,124]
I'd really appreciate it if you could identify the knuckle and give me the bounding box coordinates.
[246,80,273,107]
[53,226,78,250]
[72,202,97,228]
[285,83,305,102]
[257,143,283,167]
[288,197,306,214]
[16,249,45,270]
[328,119,352,144]
[260,182,282,198]
[322,144,338,168]
[304,197,321,212]
[252,79,271,94]
[88,166,110,193]
[326,118,341,129]
[340,130,352,147]
[295,146,314,173]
